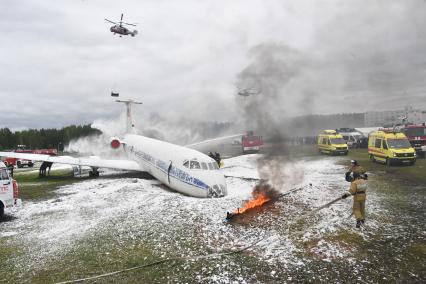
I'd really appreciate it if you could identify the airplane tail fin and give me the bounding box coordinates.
[115,99,143,133]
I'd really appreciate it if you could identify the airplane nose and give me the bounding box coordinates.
[207,173,227,198]
[196,171,227,198]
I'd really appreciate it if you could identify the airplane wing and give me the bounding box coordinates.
[0,152,143,172]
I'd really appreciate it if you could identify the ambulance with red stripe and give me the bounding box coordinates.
[368,129,416,166]
[0,161,20,219]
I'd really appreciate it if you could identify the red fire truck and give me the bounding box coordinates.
[4,147,58,168]
[242,131,263,153]
[401,124,426,158]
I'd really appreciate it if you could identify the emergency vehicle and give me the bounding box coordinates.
[401,124,426,158]
[368,129,416,165]
[242,131,263,153]
[5,157,34,168]
[317,130,349,155]
[4,148,57,168]
[0,161,20,219]
[336,128,367,148]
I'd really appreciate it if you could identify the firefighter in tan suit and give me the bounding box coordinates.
[348,160,365,175]
[343,172,367,228]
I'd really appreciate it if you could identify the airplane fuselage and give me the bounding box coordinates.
[123,134,227,198]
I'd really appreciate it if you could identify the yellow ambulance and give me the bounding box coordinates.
[368,129,416,165]
[317,130,349,155]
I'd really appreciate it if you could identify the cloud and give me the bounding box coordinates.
[0,0,425,131]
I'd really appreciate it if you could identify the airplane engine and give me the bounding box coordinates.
[110,137,121,149]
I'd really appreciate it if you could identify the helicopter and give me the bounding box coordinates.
[237,87,260,97]
[105,13,138,37]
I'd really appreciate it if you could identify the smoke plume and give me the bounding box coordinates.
[236,43,309,191]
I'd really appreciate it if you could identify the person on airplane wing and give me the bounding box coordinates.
[208,151,216,162]
[214,152,221,167]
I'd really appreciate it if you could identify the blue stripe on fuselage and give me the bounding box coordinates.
[128,147,208,191]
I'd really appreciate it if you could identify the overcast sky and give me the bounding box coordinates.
[1,0,426,130]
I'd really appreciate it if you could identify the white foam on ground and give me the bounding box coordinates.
[1,154,385,280]
[220,154,260,180]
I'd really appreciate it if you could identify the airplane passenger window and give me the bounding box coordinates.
[208,163,214,170]
[183,160,189,168]
[190,160,201,169]
[201,162,208,170]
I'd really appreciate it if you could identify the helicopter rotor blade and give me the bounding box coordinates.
[118,13,124,26]
[105,19,117,24]
[123,22,137,26]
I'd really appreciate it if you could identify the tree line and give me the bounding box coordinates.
[0,124,101,150]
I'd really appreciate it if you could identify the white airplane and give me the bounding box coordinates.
[0,100,236,198]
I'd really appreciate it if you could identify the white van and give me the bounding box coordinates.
[0,161,20,219]
[337,129,367,148]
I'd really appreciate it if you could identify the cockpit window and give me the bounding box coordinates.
[190,160,201,169]
[213,163,219,170]
[201,162,208,170]
[208,163,214,170]
[183,160,189,168]
[0,169,8,180]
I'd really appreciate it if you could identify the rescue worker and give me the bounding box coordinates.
[345,160,367,182]
[348,160,365,175]
[208,152,215,160]
[342,172,367,228]
[214,152,221,167]
[7,164,13,178]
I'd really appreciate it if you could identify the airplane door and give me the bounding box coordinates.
[167,161,172,184]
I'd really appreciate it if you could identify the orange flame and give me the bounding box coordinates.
[234,192,271,214]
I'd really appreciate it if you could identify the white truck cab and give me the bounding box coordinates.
[337,129,367,148]
[0,161,20,219]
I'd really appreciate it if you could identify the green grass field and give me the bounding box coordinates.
[338,148,426,185]
[285,144,426,185]
[13,168,83,201]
